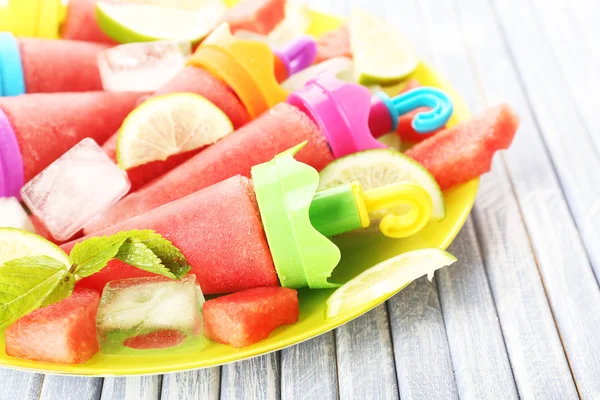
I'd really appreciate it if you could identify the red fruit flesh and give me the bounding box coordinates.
[86,103,332,234]
[224,0,286,35]
[123,329,187,350]
[67,176,279,295]
[5,289,100,364]
[203,287,299,348]
[405,104,520,190]
[315,25,352,64]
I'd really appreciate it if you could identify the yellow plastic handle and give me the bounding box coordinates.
[0,0,65,38]
[361,182,433,239]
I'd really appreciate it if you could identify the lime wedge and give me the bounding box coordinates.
[318,149,446,221]
[0,228,70,268]
[326,248,456,319]
[96,0,226,44]
[117,93,233,170]
[349,9,419,85]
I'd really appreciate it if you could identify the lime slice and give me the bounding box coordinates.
[116,93,234,170]
[318,149,446,221]
[326,248,456,318]
[349,9,419,85]
[0,228,70,268]
[96,0,226,44]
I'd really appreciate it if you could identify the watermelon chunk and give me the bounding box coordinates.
[5,288,100,364]
[123,330,187,350]
[203,287,299,347]
[405,104,520,190]
[224,0,286,35]
[315,25,352,64]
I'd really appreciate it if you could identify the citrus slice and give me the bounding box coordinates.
[96,0,226,44]
[349,9,419,85]
[318,149,446,221]
[116,93,234,170]
[325,248,456,319]
[0,228,70,268]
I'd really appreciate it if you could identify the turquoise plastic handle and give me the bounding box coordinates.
[377,86,453,134]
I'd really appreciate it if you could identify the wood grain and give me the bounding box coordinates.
[220,354,280,400]
[101,376,161,400]
[335,305,399,400]
[0,369,43,400]
[161,368,220,400]
[460,0,600,396]
[280,334,339,400]
[39,376,102,400]
[388,278,458,400]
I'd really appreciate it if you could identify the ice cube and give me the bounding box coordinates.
[0,197,35,232]
[96,275,205,354]
[20,138,130,241]
[98,40,192,92]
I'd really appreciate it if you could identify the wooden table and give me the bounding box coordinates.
[2,0,600,398]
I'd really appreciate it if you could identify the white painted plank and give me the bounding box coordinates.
[335,305,399,400]
[280,334,338,400]
[387,278,458,400]
[39,376,102,400]
[0,369,43,400]
[100,376,160,400]
[439,220,518,399]
[457,0,600,396]
[523,0,600,281]
[161,368,220,400]
[220,354,280,400]
[423,0,581,397]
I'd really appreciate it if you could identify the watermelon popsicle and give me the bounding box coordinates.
[0,33,111,97]
[103,23,318,191]
[0,91,144,198]
[69,144,433,295]
[86,75,451,234]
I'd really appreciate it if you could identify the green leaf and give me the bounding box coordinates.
[0,256,74,329]
[115,230,191,279]
[69,234,129,279]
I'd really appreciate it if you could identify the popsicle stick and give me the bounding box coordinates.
[335,305,399,400]
[387,278,458,399]
[454,0,600,396]
[280,334,339,400]
[39,376,102,400]
[220,354,280,400]
[100,376,161,400]
[0,369,43,400]
[160,368,220,400]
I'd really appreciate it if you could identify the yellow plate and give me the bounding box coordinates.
[0,11,477,376]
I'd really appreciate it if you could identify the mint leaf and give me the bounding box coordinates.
[115,230,190,279]
[69,235,129,279]
[0,256,74,329]
[116,240,175,279]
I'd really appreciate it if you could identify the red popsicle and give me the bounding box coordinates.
[68,176,279,295]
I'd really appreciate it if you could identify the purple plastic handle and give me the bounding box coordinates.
[274,36,317,77]
[0,109,24,198]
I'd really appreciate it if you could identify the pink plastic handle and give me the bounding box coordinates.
[0,109,24,198]
[287,74,384,159]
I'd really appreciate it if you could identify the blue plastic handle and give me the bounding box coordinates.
[0,32,26,97]
[377,86,453,134]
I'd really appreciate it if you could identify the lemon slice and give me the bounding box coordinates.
[116,93,233,170]
[0,228,70,268]
[96,0,226,44]
[349,9,419,85]
[318,149,446,221]
[326,248,456,319]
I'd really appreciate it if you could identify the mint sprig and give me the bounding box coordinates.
[0,230,191,328]
[0,256,74,329]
